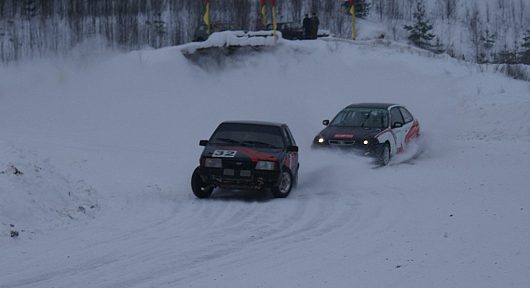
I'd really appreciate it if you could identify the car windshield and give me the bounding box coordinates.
[210,123,285,149]
[330,108,389,129]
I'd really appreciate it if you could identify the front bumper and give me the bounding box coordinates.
[198,166,281,190]
[312,139,383,158]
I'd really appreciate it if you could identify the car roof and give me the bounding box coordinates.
[345,103,398,110]
[220,120,286,128]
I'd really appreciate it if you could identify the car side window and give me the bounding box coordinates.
[285,127,296,146]
[399,107,413,123]
[282,127,296,146]
[390,107,404,127]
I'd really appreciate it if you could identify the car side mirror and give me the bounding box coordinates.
[199,140,209,146]
[392,122,403,128]
[286,145,299,152]
[322,120,330,126]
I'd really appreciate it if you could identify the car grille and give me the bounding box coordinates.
[222,160,252,177]
[328,140,355,145]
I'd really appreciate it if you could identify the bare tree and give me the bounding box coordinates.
[386,0,402,20]
[234,0,251,29]
[444,0,457,21]
[468,4,483,63]
[373,0,384,19]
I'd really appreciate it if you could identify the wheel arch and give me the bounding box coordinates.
[376,130,397,155]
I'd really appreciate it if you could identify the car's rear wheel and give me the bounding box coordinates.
[292,164,299,188]
[379,144,391,166]
[272,170,293,198]
[191,167,213,198]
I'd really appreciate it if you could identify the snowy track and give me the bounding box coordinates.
[1,40,530,287]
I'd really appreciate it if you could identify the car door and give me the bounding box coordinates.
[389,107,407,153]
[399,106,417,144]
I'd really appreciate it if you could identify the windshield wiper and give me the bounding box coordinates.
[211,137,242,145]
[242,140,280,149]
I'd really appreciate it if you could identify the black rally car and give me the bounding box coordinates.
[191,121,299,198]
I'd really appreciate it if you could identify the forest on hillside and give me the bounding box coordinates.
[0,0,529,64]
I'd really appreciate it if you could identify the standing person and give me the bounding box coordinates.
[302,14,311,39]
[310,12,320,39]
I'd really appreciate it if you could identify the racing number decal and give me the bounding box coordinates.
[212,150,237,158]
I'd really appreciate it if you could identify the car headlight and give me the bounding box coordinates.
[204,158,222,168]
[317,136,325,144]
[255,161,276,170]
[363,139,369,145]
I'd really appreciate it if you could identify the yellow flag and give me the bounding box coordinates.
[260,0,267,27]
[203,1,210,34]
[351,4,356,40]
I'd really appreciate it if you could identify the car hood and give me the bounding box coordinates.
[318,126,383,140]
[201,145,282,162]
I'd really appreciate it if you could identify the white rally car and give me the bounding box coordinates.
[312,103,420,165]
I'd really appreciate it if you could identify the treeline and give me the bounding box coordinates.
[0,0,347,62]
[0,0,206,61]
[401,0,529,64]
[1,0,529,65]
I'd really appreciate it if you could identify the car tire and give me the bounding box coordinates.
[191,167,213,198]
[379,144,391,166]
[272,169,293,198]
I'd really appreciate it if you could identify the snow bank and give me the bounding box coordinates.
[0,143,99,239]
[180,30,280,55]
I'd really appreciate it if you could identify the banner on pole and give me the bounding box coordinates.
[203,0,210,34]
[260,0,267,27]
[349,0,356,39]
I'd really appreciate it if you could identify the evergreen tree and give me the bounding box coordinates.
[481,29,496,49]
[23,0,39,19]
[521,30,530,65]
[404,0,435,49]
[432,37,445,54]
[355,0,371,18]
[146,13,166,49]
[479,29,496,63]
[495,44,518,64]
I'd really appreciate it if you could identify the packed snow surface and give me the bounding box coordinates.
[1,39,529,288]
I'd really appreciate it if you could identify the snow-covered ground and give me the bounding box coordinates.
[1,38,529,287]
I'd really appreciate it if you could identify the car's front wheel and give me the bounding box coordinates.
[272,170,293,198]
[379,144,391,166]
[191,167,213,198]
